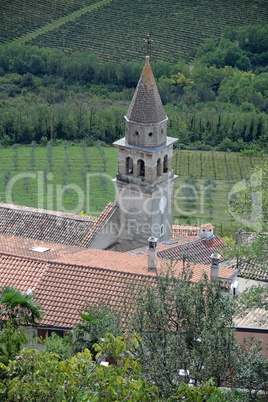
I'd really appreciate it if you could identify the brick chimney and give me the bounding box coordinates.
[148,236,158,270]
[210,253,221,279]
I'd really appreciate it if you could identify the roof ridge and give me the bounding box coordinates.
[0,250,156,280]
[0,202,95,222]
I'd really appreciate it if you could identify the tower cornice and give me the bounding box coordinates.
[113,136,177,154]
[124,115,168,126]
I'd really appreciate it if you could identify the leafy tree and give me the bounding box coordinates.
[131,267,236,397]
[174,379,227,401]
[81,140,91,171]
[0,286,43,329]
[96,140,107,172]
[12,144,19,171]
[183,173,198,211]
[72,302,121,355]
[43,332,73,361]
[0,333,158,401]
[204,177,217,220]
[30,140,36,169]
[235,337,268,400]
[0,320,28,374]
[46,140,53,170]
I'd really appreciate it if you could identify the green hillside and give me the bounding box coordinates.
[0,145,266,235]
[1,0,268,63]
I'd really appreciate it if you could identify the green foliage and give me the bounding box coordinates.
[1,0,267,65]
[0,333,158,401]
[0,286,44,329]
[183,173,198,211]
[0,321,28,374]
[131,267,236,396]
[0,38,268,149]
[72,302,121,355]
[228,164,268,232]
[43,332,74,360]
[173,379,227,401]
[235,337,268,399]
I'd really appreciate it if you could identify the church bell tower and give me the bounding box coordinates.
[113,55,177,251]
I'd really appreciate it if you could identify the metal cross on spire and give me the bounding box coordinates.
[144,34,153,58]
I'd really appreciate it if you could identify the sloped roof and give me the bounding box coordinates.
[80,202,118,247]
[0,202,117,249]
[129,235,198,255]
[0,235,236,329]
[234,306,268,329]
[200,223,215,230]
[223,259,268,282]
[125,56,167,124]
[157,235,229,265]
[172,225,199,238]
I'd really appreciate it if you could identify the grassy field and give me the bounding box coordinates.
[1,0,268,63]
[0,145,267,236]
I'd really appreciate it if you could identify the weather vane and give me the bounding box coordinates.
[144,34,153,58]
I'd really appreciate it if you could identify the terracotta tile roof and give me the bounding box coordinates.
[0,203,95,247]
[0,241,236,329]
[172,225,199,238]
[80,202,118,247]
[125,56,166,124]
[0,202,117,249]
[128,236,198,255]
[200,223,215,230]
[223,259,268,282]
[0,253,48,293]
[234,307,268,329]
[157,235,230,266]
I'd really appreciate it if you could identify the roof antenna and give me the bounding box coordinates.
[144,26,153,59]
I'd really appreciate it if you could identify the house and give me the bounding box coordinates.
[0,232,237,334]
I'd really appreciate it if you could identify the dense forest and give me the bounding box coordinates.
[0,24,267,151]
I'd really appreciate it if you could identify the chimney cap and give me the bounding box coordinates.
[148,236,158,243]
[210,253,221,259]
[148,237,158,251]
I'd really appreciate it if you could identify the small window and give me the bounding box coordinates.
[160,224,164,236]
[161,129,164,135]
[137,159,145,177]
[126,157,133,175]
[157,158,161,176]
[163,155,168,173]
[135,131,139,136]
[148,132,153,137]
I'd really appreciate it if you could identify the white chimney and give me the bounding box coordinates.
[148,236,158,270]
[210,253,221,279]
[199,223,214,239]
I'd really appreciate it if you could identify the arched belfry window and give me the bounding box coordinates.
[126,157,133,175]
[157,158,162,176]
[163,155,168,173]
[137,159,145,177]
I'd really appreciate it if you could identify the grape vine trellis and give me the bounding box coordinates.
[1,0,268,63]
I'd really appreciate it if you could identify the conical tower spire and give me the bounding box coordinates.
[125,56,167,125]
